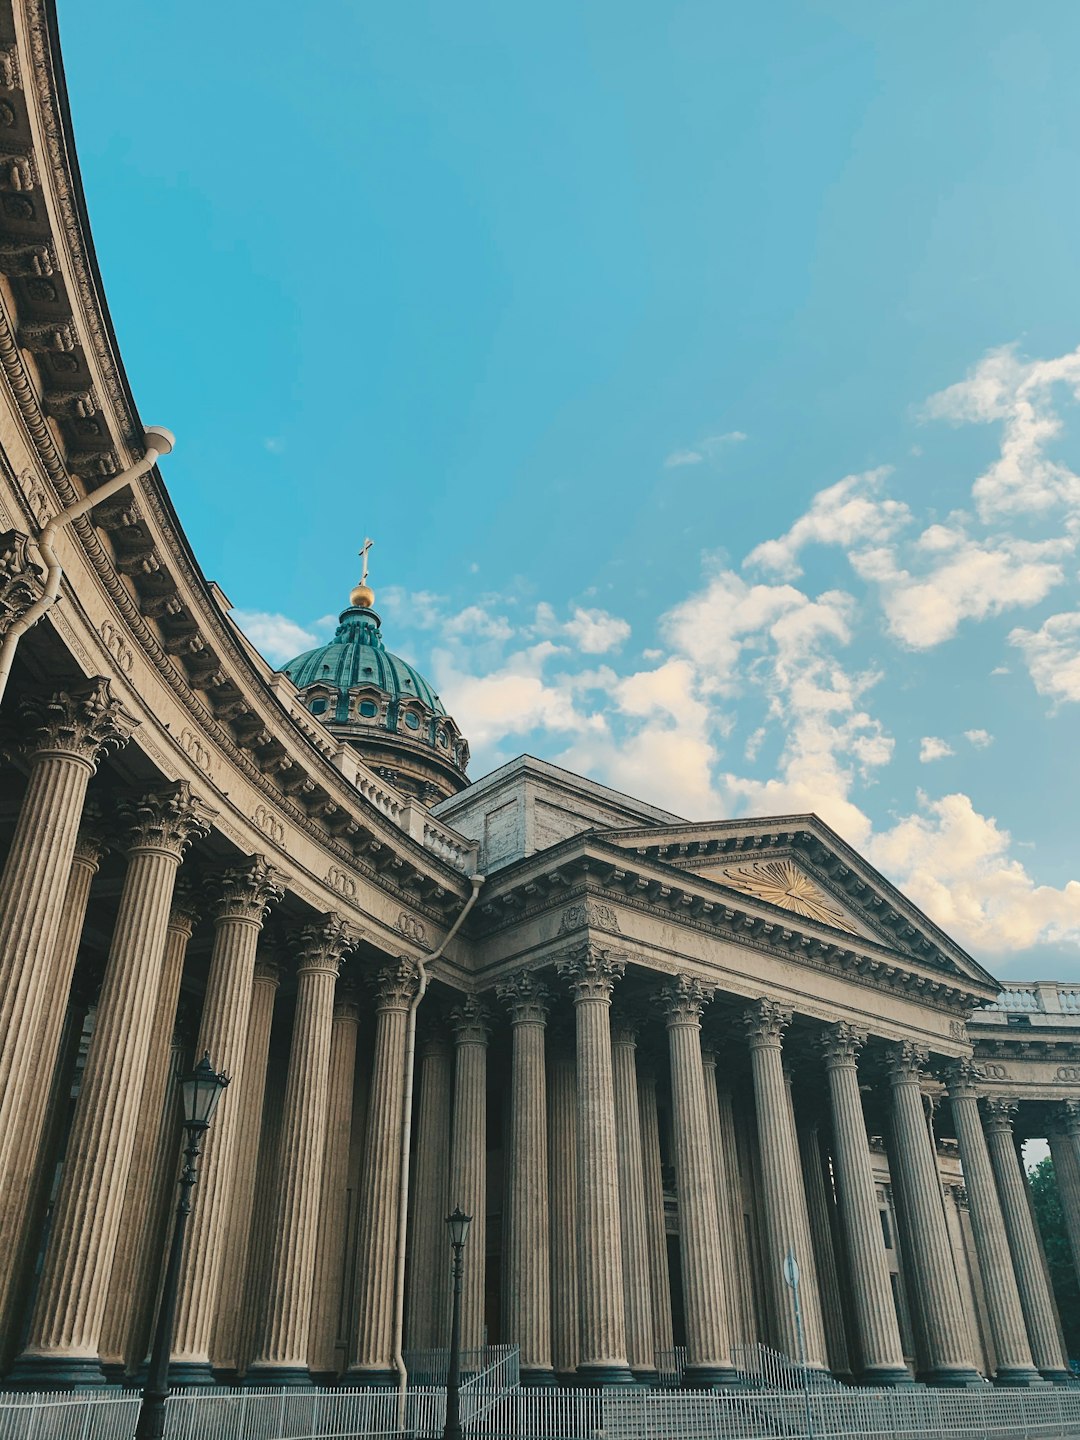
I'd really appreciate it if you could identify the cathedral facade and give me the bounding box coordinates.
[0,0,1079,1398]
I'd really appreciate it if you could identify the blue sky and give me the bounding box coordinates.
[60,3,1080,978]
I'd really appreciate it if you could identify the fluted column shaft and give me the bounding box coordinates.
[716,1083,755,1348]
[702,1051,745,1351]
[744,1001,827,1368]
[405,1033,452,1355]
[558,945,631,1383]
[548,1043,580,1378]
[799,1120,853,1377]
[251,916,356,1380]
[984,1101,1069,1380]
[0,682,134,1348]
[310,995,361,1375]
[638,1067,674,1358]
[449,998,490,1354]
[500,973,553,1381]
[100,897,197,1371]
[887,1045,979,1384]
[211,957,281,1373]
[1048,1105,1080,1287]
[665,977,735,1385]
[610,1021,654,1378]
[18,785,210,1383]
[351,958,420,1380]
[947,1068,1040,1384]
[820,1027,909,1383]
[171,858,284,1379]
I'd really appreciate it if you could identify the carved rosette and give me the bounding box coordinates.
[450,994,491,1046]
[168,875,201,937]
[13,676,137,770]
[741,997,792,1049]
[294,912,361,977]
[884,1041,929,1084]
[816,1021,868,1069]
[660,973,715,1028]
[497,969,550,1026]
[209,855,286,927]
[556,942,626,1003]
[370,955,421,1013]
[982,1097,1018,1135]
[0,528,45,636]
[945,1058,984,1099]
[116,779,216,859]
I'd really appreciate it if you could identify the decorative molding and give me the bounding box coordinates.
[741,998,792,1048]
[12,675,137,770]
[660,972,715,1024]
[816,1021,867,1068]
[208,855,286,927]
[496,969,550,1025]
[557,898,621,935]
[556,942,626,1002]
[116,780,215,859]
[396,910,426,945]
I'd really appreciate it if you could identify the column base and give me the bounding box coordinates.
[167,1360,217,1388]
[520,1367,558,1386]
[858,1365,919,1388]
[7,1353,108,1389]
[1040,1369,1078,1386]
[631,1367,659,1386]
[683,1363,741,1388]
[576,1362,636,1386]
[342,1366,398,1387]
[245,1364,314,1388]
[917,1366,986,1387]
[993,1367,1052,1388]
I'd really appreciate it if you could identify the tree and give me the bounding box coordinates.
[1028,1155,1080,1363]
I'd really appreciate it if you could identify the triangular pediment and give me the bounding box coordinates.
[689,856,867,938]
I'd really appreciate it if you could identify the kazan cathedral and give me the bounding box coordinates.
[0,0,1079,1405]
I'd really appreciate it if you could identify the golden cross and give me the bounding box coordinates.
[358,536,373,584]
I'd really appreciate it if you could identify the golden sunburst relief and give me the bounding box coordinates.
[718,859,856,933]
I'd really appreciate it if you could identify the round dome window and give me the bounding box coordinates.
[404,710,420,730]
[359,700,378,718]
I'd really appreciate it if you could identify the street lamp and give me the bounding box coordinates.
[442,1207,472,1440]
[135,1052,229,1440]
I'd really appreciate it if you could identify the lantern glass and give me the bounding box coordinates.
[445,1207,472,1249]
[180,1051,230,1130]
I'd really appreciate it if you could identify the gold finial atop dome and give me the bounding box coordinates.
[350,536,375,609]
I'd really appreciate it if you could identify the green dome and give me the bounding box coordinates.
[282,606,447,717]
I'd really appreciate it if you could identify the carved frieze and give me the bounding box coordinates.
[718,858,855,933]
[557,898,621,935]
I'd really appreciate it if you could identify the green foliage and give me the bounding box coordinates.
[1028,1156,1080,1362]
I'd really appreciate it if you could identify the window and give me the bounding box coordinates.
[880,1208,893,1249]
[404,710,420,730]
[310,698,328,715]
[359,700,377,718]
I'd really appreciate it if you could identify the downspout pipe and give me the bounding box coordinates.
[0,425,175,706]
[395,871,484,1432]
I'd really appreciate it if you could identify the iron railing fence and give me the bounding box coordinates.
[401,1344,518,1387]
[731,1340,845,1390]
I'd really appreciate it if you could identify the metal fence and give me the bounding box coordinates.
[5,1381,1080,1440]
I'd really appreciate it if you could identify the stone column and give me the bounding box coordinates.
[743,1000,827,1368]
[16,783,212,1386]
[350,957,420,1382]
[498,971,554,1384]
[983,1100,1069,1382]
[664,976,737,1385]
[249,915,358,1384]
[818,1025,909,1384]
[0,680,135,1350]
[556,943,632,1384]
[716,1081,756,1350]
[211,954,281,1374]
[100,884,200,1373]
[310,990,361,1377]
[547,1039,580,1379]
[798,1118,853,1378]
[1048,1103,1080,1286]
[886,1043,980,1385]
[170,856,285,1383]
[610,1015,654,1381]
[947,1064,1041,1385]
[405,1027,452,1358]
[638,1065,674,1360]
[702,1048,745,1351]
[448,996,490,1355]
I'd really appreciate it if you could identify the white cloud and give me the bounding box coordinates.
[1009,611,1080,705]
[964,729,993,748]
[663,430,747,468]
[746,469,907,580]
[919,736,954,762]
[563,607,631,654]
[232,610,323,664]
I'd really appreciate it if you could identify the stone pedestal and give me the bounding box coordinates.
[170,857,284,1384]
[499,971,554,1384]
[557,944,633,1385]
[405,1028,452,1356]
[449,997,490,1355]
[610,1017,654,1381]
[15,783,211,1387]
[886,1044,981,1386]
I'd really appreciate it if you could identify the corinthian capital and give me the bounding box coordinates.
[661,973,715,1025]
[209,855,286,926]
[982,1097,1018,1135]
[71,796,109,870]
[497,969,550,1025]
[168,875,201,937]
[884,1041,929,1083]
[450,994,491,1045]
[1052,1100,1080,1140]
[14,676,137,770]
[0,528,44,635]
[816,1022,867,1069]
[945,1058,983,1099]
[742,998,792,1049]
[294,912,362,976]
[370,955,421,1012]
[118,780,216,859]
[556,942,625,1002]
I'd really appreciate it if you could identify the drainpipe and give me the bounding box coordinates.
[0,426,175,706]
[395,871,484,1433]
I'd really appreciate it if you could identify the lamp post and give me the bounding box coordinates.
[135,1052,229,1440]
[442,1207,472,1440]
